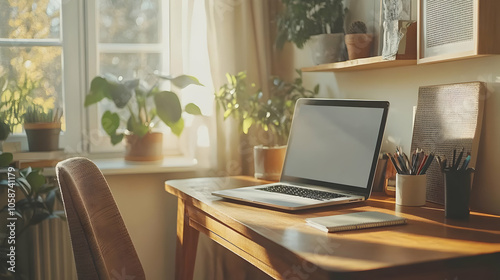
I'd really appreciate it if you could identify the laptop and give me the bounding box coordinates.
[212,98,390,210]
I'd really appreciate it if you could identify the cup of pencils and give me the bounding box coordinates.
[437,148,474,219]
[387,148,434,206]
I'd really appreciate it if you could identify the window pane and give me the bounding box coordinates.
[99,52,161,79]
[0,46,63,133]
[98,0,161,44]
[0,0,61,39]
[97,53,161,135]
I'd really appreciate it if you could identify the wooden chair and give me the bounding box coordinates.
[56,157,145,280]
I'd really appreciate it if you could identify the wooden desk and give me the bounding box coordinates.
[165,176,500,280]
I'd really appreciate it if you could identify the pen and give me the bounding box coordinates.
[460,154,471,171]
[454,148,464,170]
[416,154,428,175]
[386,153,403,174]
[420,153,434,174]
[397,154,409,174]
[452,149,457,168]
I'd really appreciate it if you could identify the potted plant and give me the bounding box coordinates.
[85,73,203,162]
[23,106,62,152]
[276,0,347,65]
[0,74,38,139]
[215,70,319,180]
[345,21,373,60]
[0,152,65,280]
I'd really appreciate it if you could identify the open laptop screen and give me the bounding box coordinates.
[281,99,389,197]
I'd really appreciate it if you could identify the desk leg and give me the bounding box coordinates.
[175,198,199,280]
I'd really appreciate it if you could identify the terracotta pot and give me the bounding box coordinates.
[309,33,345,65]
[124,132,163,162]
[253,145,287,181]
[345,33,373,60]
[24,122,61,152]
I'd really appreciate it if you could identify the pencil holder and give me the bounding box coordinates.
[396,174,427,206]
[444,170,472,219]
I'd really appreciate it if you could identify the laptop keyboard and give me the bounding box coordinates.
[258,185,347,201]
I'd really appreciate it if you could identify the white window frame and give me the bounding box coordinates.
[85,0,177,155]
[2,0,205,159]
[1,0,85,153]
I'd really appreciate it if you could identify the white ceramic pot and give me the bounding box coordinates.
[309,33,345,65]
[253,145,287,181]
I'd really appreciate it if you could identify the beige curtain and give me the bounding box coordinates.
[206,0,280,176]
[192,1,281,280]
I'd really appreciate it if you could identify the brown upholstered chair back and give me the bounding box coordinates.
[56,157,145,280]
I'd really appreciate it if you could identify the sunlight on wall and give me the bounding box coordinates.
[181,0,214,117]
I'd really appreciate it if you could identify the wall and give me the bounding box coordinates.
[106,171,200,280]
[293,45,500,215]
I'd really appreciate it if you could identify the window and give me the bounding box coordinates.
[0,0,83,152]
[0,0,213,160]
[86,0,171,153]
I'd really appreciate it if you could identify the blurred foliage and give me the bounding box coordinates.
[23,105,62,123]
[85,73,203,145]
[276,0,347,49]
[0,152,65,280]
[215,70,319,146]
[98,0,160,44]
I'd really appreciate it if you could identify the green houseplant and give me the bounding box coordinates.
[0,152,64,280]
[0,74,39,134]
[276,0,347,64]
[85,73,203,161]
[215,70,319,180]
[23,106,62,152]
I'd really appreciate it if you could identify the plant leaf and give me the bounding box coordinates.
[154,91,182,124]
[107,80,135,108]
[242,117,253,134]
[29,211,51,226]
[16,177,31,196]
[127,116,150,137]
[85,76,108,106]
[0,152,13,167]
[101,111,120,136]
[26,171,45,193]
[169,75,204,88]
[50,210,66,221]
[110,133,124,145]
[0,118,10,141]
[185,103,202,115]
[168,118,184,136]
[45,189,56,212]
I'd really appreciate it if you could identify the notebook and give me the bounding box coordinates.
[306,211,407,232]
[212,98,390,210]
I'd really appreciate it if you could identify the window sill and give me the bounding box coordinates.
[92,157,200,176]
[23,154,201,176]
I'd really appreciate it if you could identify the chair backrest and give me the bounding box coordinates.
[56,157,145,280]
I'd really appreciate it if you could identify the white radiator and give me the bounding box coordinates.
[30,205,77,280]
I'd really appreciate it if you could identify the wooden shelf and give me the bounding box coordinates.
[301,56,416,73]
